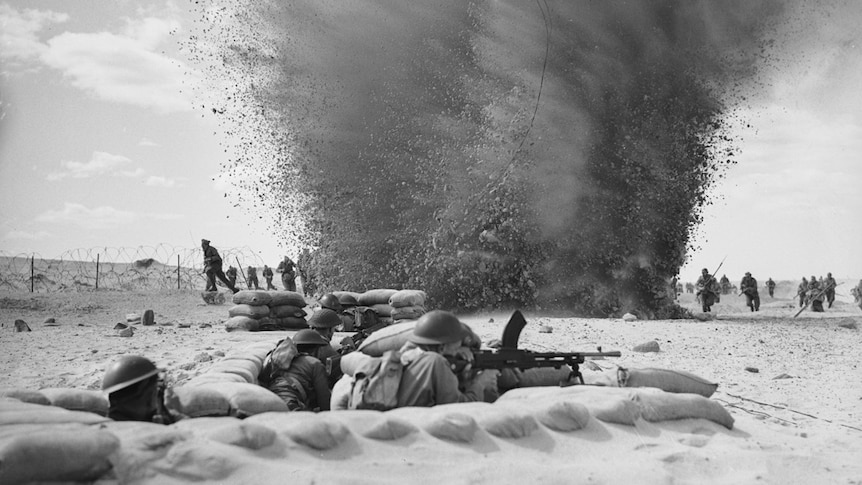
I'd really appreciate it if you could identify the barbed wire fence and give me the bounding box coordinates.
[0,245,268,292]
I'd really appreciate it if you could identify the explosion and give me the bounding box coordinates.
[190,0,788,317]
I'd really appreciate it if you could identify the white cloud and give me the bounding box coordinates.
[145,175,185,188]
[138,137,159,147]
[34,202,184,229]
[4,229,52,241]
[47,151,138,180]
[0,4,68,64]
[41,26,197,113]
[2,4,199,113]
[35,203,136,229]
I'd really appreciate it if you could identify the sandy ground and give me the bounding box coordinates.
[1,288,861,484]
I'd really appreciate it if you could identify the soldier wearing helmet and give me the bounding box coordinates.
[264,329,332,411]
[823,272,836,308]
[102,355,173,424]
[277,256,297,292]
[318,294,343,313]
[306,308,344,387]
[740,272,760,312]
[201,239,239,294]
[262,265,276,290]
[395,310,498,408]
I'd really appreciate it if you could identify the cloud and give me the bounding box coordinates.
[34,202,184,229]
[138,137,159,147]
[35,203,136,229]
[0,4,68,65]
[47,151,139,180]
[145,175,185,188]
[3,229,52,241]
[1,4,199,113]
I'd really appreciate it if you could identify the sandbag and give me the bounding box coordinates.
[618,367,719,397]
[210,382,288,418]
[420,412,479,443]
[246,413,349,451]
[390,305,426,321]
[326,410,418,440]
[330,374,352,411]
[388,289,427,308]
[269,304,307,319]
[231,290,273,306]
[635,388,734,429]
[369,303,393,317]
[0,400,110,426]
[208,358,260,384]
[0,388,50,406]
[534,400,591,432]
[358,289,398,306]
[499,366,574,391]
[173,417,277,450]
[267,291,307,307]
[358,320,418,357]
[228,304,271,319]
[0,426,119,484]
[39,388,109,416]
[165,385,231,418]
[224,315,260,332]
[185,373,248,386]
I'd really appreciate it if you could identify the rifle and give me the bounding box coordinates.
[451,311,621,385]
[235,257,249,288]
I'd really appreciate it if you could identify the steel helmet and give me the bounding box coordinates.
[409,310,469,345]
[337,293,358,308]
[319,294,343,313]
[307,308,342,329]
[292,329,330,346]
[102,355,159,394]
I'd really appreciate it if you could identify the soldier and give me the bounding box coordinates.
[102,355,173,424]
[263,265,276,290]
[260,329,331,411]
[225,266,238,288]
[307,308,344,387]
[797,277,808,308]
[719,274,732,295]
[297,248,314,296]
[823,272,837,308]
[806,275,824,312]
[277,256,297,292]
[696,268,721,312]
[685,282,695,294]
[740,272,760,312]
[765,277,776,298]
[395,310,498,408]
[246,266,260,290]
[201,239,239,294]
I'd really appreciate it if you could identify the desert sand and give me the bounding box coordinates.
[1,286,861,484]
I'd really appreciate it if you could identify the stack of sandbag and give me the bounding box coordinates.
[224,290,308,332]
[166,341,289,419]
[388,289,428,321]
[0,387,108,416]
[357,289,398,325]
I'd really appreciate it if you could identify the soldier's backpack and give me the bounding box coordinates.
[258,338,299,386]
[347,350,403,411]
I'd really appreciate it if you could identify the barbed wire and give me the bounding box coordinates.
[0,244,268,292]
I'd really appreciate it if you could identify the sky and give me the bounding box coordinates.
[0,0,860,284]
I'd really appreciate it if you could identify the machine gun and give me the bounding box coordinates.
[449,310,621,384]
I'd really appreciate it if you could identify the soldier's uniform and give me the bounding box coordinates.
[246,266,260,290]
[201,239,238,293]
[696,269,721,312]
[823,273,836,308]
[797,278,808,308]
[765,278,776,298]
[806,276,824,312]
[225,266,238,288]
[263,265,276,290]
[740,272,760,312]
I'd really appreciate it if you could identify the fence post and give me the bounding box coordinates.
[177,255,181,290]
[95,253,100,290]
[30,255,34,292]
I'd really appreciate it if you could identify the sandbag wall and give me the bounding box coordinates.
[225,290,308,332]
[0,384,735,484]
